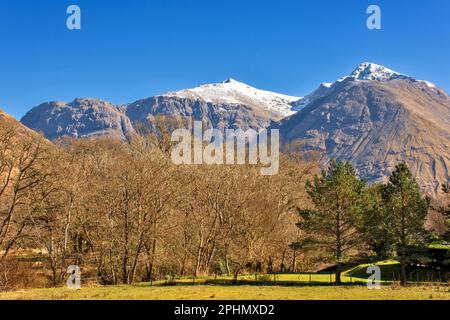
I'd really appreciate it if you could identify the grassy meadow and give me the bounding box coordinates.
[0,283,448,300]
[1,261,449,300]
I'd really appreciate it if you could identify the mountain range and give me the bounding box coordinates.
[3,62,450,196]
[21,79,300,140]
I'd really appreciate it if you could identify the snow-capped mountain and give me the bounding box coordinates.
[163,78,300,118]
[343,62,438,90]
[292,62,440,113]
[343,62,411,82]
[276,62,450,196]
[126,79,300,132]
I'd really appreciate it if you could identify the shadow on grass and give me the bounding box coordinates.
[345,261,450,283]
[345,262,400,282]
[137,260,450,288]
[205,279,369,287]
[147,279,369,288]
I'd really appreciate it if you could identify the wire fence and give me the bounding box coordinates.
[101,270,450,287]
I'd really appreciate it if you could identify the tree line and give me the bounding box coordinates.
[0,120,316,289]
[296,160,432,285]
[0,120,448,290]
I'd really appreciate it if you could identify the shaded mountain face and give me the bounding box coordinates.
[126,79,299,131]
[21,98,135,141]
[277,63,450,196]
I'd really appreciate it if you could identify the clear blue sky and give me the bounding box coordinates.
[1,0,449,119]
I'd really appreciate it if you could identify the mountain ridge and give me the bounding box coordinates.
[10,62,450,196]
[21,98,135,141]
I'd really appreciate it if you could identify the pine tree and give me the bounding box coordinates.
[441,183,450,241]
[382,163,428,286]
[361,184,394,259]
[296,160,366,284]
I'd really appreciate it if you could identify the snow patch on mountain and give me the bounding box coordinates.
[162,78,301,117]
[293,83,333,111]
[293,63,442,113]
[293,63,412,113]
[344,62,412,82]
[418,80,437,88]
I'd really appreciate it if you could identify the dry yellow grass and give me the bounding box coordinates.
[1,284,449,300]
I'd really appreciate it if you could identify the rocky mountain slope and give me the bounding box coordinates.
[1,108,39,138]
[277,62,450,196]
[21,98,135,140]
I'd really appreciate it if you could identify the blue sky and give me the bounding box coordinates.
[0,0,449,119]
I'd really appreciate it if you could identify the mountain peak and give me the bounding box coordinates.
[161,79,300,118]
[222,78,242,84]
[347,62,410,81]
[71,97,112,106]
